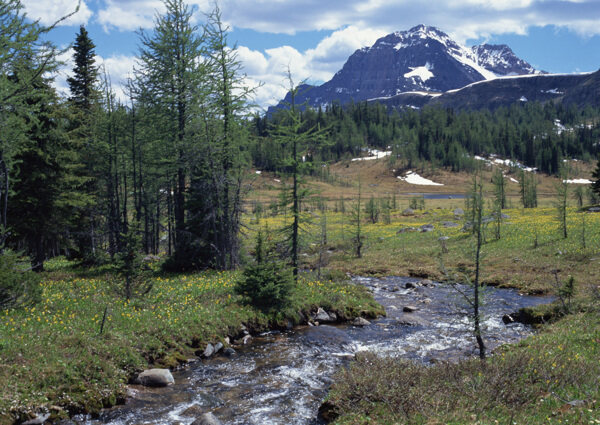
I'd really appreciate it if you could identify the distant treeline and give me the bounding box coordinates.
[251,101,600,175]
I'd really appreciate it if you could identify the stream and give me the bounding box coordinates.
[80,276,552,425]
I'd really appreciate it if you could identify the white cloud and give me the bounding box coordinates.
[22,0,93,26]
[92,0,600,42]
[220,0,600,41]
[237,26,385,110]
[98,0,164,32]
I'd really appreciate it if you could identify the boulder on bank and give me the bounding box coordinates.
[135,368,174,387]
[403,305,418,313]
[203,344,215,358]
[223,347,236,357]
[191,412,222,425]
[453,208,464,216]
[402,208,415,216]
[352,317,371,327]
[314,307,335,322]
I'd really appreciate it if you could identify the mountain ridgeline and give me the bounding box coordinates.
[270,25,540,112]
[269,24,600,113]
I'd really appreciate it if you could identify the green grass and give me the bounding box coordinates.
[0,259,383,424]
[252,206,600,295]
[325,310,600,425]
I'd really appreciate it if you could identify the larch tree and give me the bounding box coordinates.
[134,0,206,270]
[270,73,328,281]
[186,6,253,269]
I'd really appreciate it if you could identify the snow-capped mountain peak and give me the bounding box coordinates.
[271,25,539,111]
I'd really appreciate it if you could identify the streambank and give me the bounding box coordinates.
[75,276,551,425]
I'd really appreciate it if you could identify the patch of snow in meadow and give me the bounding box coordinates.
[351,149,392,161]
[397,171,443,186]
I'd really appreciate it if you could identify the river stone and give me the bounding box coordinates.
[182,404,205,417]
[223,347,236,357]
[22,414,51,425]
[352,317,371,326]
[191,412,222,425]
[396,315,429,326]
[135,368,174,387]
[242,335,252,345]
[502,314,516,324]
[420,279,434,287]
[405,281,417,289]
[203,343,215,358]
[214,342,223,354]
[314,307,333,322]
[403,305,418,313]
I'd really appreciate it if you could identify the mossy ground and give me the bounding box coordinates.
[0,259,382,424]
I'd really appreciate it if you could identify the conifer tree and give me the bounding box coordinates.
[67,24,101,261]
[592,156,600,198]
[135,0,205,270]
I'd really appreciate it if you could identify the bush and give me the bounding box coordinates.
[0,249,41,310]
[236,231,294,313]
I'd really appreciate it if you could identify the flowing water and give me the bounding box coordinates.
[80,276,551,425]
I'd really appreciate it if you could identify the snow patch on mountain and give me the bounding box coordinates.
[404,63,434,81]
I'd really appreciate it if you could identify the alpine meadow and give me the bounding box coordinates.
[1,1,600,425]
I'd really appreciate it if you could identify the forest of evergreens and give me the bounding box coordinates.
[253,99,600,176]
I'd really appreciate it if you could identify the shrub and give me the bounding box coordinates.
[236,231,294,313]
[0,249,41,310]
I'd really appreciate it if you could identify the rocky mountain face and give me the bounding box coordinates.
[471,44,538,76]
[271,25,539,111]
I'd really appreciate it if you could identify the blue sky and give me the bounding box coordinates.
[24,0,600,110]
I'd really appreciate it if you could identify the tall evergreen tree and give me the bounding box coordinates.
[8,76,84,271]
[185,6,252,269]
[67,24,101,261]
[0,0,64,242]
[135,0,205,270]
[67,25,99,111]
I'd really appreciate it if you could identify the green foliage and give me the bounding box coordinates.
[0,249,41,310]
[365,195,379,224]
[555,166,570,239]
[115,222,146,300]
[518,170,538,208]
[409,196,425,210]
[254,100,600,176]
[592,156,600,197]
[236,231,294,313]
